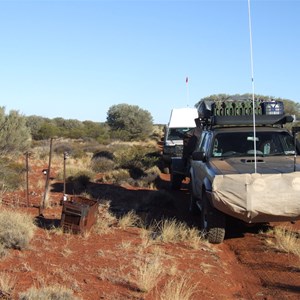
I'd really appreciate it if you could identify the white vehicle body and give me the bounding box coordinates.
[162,107,198,172]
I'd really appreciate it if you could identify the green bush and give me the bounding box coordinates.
[107,104,153,141]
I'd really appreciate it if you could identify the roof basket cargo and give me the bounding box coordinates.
[197,99,284,118]
[211,114,293,126]
[196,99,290,126]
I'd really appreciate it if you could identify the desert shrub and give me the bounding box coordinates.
[0,209,36,250]
[55,151,93,180]
[114,145,159,171]
[34,121,58,140]
[92,150,114,160]
[132,166,161,188]
[91,157,115,173]
[81,142,103,154]
[71,148,86,159]
[53,143,72,156]
[151,124,164,142]
[67,172,93,193]
[107,103,153,141]
[0,108,31,154]
[30,142,51,160]
[19,284,80,300]
[0,158,25,190]
[82,120,110,143]
[98,169,131,185]
[142,151,160,169]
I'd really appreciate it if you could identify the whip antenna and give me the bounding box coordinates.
[248,0,257,173]
[186,76,189,107]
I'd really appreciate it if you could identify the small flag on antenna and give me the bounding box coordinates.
[186,77,188,83]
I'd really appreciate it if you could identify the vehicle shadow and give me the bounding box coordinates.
[49,176,197,229]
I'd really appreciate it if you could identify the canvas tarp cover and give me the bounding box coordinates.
[212,172,300,223]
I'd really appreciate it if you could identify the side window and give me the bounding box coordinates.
[281,134,296,154]
[212,137,222,157]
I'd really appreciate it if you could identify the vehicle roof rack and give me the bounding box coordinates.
[196,99,293,127]
[211,114,293,126]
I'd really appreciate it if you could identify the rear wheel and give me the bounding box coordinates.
[200,192,226,244]
[170,172,183,190]
[189,179,199,214]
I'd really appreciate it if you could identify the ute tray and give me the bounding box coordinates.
[60,196,98,233]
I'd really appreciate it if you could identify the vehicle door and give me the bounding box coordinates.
[190,131,212,198]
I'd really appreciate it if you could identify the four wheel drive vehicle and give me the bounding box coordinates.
[173,99,300,244]
[162,107,198,173]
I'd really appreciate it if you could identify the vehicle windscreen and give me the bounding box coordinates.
[211,131,297,157]
[168,128,194,140]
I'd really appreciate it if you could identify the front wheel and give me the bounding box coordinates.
[200,192,226,244]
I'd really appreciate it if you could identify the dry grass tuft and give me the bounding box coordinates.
[0,272,16,298]
[159,274,198,300]
[139,227,155,249]
[19,284,81,300]
[155,219,203,247]
[48,225,64,236]
[0,209,36,250]
[131,256,163,292]
[118,210,142,229]
[61,247,73,258]
[93,201,116,234]
[266,226,300,257]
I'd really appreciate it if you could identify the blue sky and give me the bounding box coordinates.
[0,0,299,124]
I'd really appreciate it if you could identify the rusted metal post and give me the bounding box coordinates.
[63,151,69,200]
[25,152,30,207]
[40,138,53,215]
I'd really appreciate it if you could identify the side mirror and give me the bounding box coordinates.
[192,151,207,162]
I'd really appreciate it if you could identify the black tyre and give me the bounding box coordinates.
[189,179,199,214]
[170,172,183,190]
[200,192,226,244]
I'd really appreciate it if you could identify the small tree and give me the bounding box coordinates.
[35,121,58,140]
[107,104,153,140]
[26,115,46,140]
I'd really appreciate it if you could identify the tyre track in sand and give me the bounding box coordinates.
[161,173,300,299]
